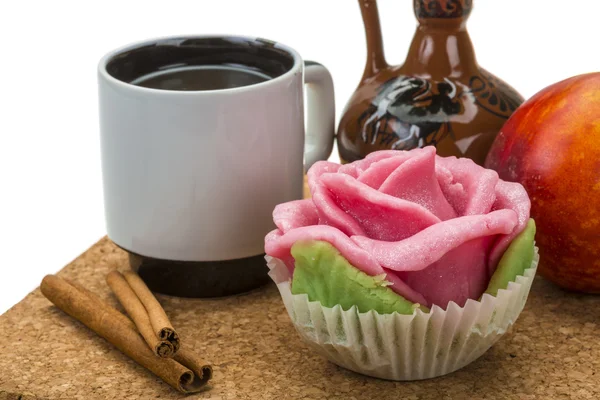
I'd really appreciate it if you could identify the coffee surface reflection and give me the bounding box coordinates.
[131,65,271,91]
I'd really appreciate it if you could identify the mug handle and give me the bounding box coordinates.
[303,61,335,170]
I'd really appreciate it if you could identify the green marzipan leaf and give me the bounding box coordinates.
[485,218,536,297]
[290,241,423,315]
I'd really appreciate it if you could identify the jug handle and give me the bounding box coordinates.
[359,0,388,81]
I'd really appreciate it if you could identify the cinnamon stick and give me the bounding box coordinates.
[40,275,212,393]
[70,277,206,377]
[122,270,180,352]
[65,277,138,329]
[106,271,174,357]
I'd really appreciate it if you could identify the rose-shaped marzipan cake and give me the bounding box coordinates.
[265,146,534,311]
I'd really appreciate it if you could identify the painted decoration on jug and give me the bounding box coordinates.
[469,70,523,119]
[414,0,473,19]
[357,76,477,151]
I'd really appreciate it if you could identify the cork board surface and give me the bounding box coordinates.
[1,237,599,400]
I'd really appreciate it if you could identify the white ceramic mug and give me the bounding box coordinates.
[98,36,335,297]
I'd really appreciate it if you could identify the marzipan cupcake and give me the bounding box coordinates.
[265,147,538,380]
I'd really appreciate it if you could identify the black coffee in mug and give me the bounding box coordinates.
[98,36,335,298]
[131,66,271,91]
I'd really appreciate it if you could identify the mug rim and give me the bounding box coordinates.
[97,34,303,95]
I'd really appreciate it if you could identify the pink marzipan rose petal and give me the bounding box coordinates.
[338,150,400,178]
[265,229,294,273]
[307,161,341,195]
[309,161,366,235]
[435,156,499,216]
[396,237,495,308]
[379,147,457,220]
[488,180,531,273]
[381,269,428,306]
[351,209,518,272]
[319,172,441,241]
[357,152,415,189]
[337,163,360,179]
[265,225,380,275]
[264,225,427,305]
[312,183,366,236]
[273,199,319,234]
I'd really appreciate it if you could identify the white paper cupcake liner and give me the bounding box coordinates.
[267,248,539,381]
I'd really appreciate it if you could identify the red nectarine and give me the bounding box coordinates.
[486,72,600,293]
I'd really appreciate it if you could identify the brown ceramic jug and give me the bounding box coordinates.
[337,0,524,165]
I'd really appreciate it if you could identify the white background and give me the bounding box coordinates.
[1,0,598,314]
